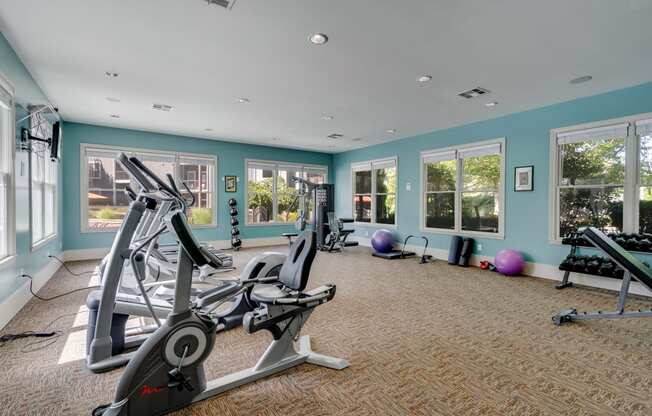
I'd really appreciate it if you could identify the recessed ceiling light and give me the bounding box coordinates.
[105,71,119,78]
[417,75,432,83]
[309,33,329,45]
[321,115,334,121]
[204,128,213,132]
[386,129,396,134]
[237,97,250,103]
[352,137,363,142]
[485,101,498,107]
[327,133,344,139]
[109,114,120,118]
[106,97,121,102]
[271,137,280,141]
[570,75,593,84]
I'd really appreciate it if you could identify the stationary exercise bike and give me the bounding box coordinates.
[93,211,348,415]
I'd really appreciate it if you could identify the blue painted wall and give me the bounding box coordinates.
[61,122,333,250]
[333,82,652,266]
[0,33,64,303]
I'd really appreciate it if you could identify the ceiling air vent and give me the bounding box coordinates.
[203,0,237,10]
[457,87,490,99]
[152,103,174,112]
[327,133,344,139]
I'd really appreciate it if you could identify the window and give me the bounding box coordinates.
[81,144,217,231]
[421,140,504,236]
[0,78,15,262]
[550,116,652,241]
[352,158,397,225]
[245,160,328,225]
[30,113,58,247]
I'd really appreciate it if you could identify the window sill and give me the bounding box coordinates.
[353,222,398,229]
[81,224,218,233]
[31,234,57,251]
[420,227,505,240]
[0,255,16,271]
[245,222,298,227]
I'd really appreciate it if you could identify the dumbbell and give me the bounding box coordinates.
[230,207,238,216]
[598,261,615,277]
[625,238,639,251]
[228,198,237,207]
[572,258,587,273]
[638,238,652,252]
[230,217,239,226]
[614,236,627,247]
[231,238,242,248]
[585,259,601,274]
[231,227,240,237]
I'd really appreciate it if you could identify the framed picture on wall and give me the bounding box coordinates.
[514,166,533,191]
[225,175,237,193]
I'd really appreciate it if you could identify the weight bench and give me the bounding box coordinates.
[552,226,652,325]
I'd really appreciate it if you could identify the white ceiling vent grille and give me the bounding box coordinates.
[152,103,174,112]
[327,133,344,139]
[204,0,237,10]
[458,87,491,99]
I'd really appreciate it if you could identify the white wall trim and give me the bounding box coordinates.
[0,257,62,330]
[349,236,652,298]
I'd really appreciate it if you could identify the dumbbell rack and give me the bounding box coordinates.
[228,198,242,251]
[556,244,623,290]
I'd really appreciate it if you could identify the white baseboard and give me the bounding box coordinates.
[0,257,62,330]
[349,236,652,298]
[63,247,111,262]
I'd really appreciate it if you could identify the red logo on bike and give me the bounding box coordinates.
[140,385,163,396]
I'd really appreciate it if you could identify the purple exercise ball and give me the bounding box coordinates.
[494,249,525,276]
[371,229,394,253]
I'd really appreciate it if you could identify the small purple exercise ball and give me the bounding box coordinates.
[494,249,525,276]
[371,229,394,253]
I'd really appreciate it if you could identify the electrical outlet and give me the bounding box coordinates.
[477,243,483,251]
[405,182,412,191]
[365,230,369,237]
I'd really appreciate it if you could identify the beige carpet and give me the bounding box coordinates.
[1,246,652,416]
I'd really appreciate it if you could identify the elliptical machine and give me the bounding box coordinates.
[86,154,286,373]
[93,211,348,416]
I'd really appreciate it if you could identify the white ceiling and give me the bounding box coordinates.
[1,0,651,153]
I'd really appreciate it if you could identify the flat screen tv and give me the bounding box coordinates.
[50,121,61,161]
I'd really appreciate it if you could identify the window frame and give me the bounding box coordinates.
[80,143,218,233]
[420,138,505,239]
[0,71,16,267]
[244,159,329,226]
[548,112,652,243]
[351,156,399,228]
[30,149,58,250]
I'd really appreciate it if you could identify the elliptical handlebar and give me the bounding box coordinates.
[116,153,156,192]
[128,157,181,202]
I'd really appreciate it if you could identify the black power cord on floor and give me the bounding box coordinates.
[48,254,96,276]
[20,273,100,301]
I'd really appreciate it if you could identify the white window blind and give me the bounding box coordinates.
[557,123,629,145]
[458,143,502,159]
[422,150,456,164]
